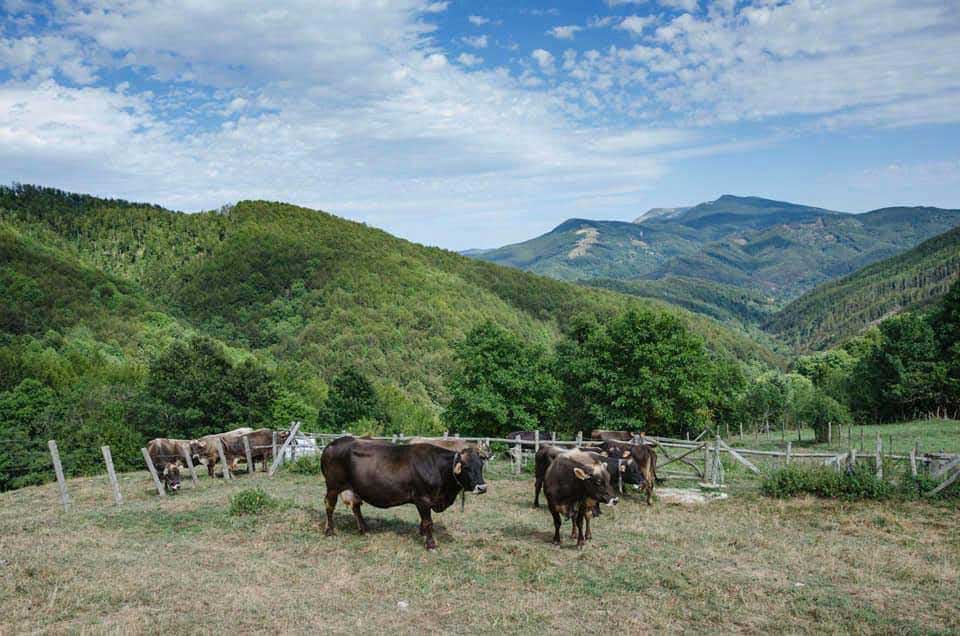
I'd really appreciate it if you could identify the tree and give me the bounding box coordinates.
[319,368,383,431]
[555,309,718,437]
[931,279,960,413]
[795,388,852,443]
[0,379,56,491]
[444,322,561,437]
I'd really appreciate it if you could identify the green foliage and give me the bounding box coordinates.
[795,389,852,443]
[444,322,561,436]
[761,465,893,500]
[555,309,727,436]
[319,368,383,431]
[229,488,280,515]
[285,455,323,475]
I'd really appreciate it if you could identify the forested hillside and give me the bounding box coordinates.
[767,224,960,351]
[472,195,960,310]
[0,185,785,489]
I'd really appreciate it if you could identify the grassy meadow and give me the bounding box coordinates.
[726,419,960,455]
[1,458,957,634]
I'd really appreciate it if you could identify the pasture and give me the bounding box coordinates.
[1,460,957,634]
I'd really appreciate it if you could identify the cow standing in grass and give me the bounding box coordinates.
[146,438,193,492]
[320,436,487,550]
[190,427,254,477]
[599,440,659,505]
[543,449,617,548]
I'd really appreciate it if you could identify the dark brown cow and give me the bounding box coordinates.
[590,430,635,442]
[321,436,487,550]
[190,427,254,476]
[408,437,492,460]
[242,428,291,471]
[543,449,617,548]
[599,439,659,505]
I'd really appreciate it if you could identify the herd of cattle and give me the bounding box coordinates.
[146,428,658,550]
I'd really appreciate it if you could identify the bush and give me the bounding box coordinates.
[229,488,280,515]
[285,455,323,475]
[761,464,892,500]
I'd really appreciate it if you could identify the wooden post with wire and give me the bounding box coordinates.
[216,439,232,480]
[101,446,123,505]
[268,421,301,477]
[48,440,70,512]
[141,447,166,497]
[181,446,198,486]
[242,436,254,474]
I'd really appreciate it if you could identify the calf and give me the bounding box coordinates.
[543,449,617,548]
[321,436,487,550]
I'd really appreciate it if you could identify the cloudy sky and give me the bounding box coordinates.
[2,0,959,249]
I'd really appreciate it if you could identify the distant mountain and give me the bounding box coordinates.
[471,195,960,308]
[766,223,960,351]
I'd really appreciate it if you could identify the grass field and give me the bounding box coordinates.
[1,460,958,634]
[727,418,960,455]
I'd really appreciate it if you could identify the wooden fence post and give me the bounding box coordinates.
[101,446,123,505]
[534,430,540,453]
[216,439,232,480]
[141,447,166,497]
[48,440,70,512]
[786,441,792,466]
[268,422,301,477]
[513,440,522,475]
[909,443,918,478]
[272,431,278,463]
[242,436,254,474]
[443,431,449,439]
[181,446,198,486]
[827,421,832,445]
[875,433,883,479]
[576,431,583,448]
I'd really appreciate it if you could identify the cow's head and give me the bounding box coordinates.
[162,462,182,493]
[277,430,291,446]
[617,457,644,486]
[572,461,617,506]
[474,441,493,461]
[454,448,487,494]
[190,439,208,458]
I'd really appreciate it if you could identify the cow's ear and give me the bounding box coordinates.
[573,467,589,481]
[454,461,462,475]
[622,450,630,458]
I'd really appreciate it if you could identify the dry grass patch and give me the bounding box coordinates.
[0,464,957,634]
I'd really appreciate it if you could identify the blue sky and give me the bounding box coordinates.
[1,0,959,249]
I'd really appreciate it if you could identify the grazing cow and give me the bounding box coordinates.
[599,440,659,505]
[590,430,635,442]
[321,436,487,550]
[543,449,617,548]
[160,462,182,492]
[146,438,189,492]
[240,428,291,472]
[408,437,492,460]
[190,427,254,477]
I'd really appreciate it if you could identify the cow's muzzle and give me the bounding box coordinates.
[473,484,487,494]
[606,497,619,507]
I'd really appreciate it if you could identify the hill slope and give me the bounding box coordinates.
[0,185,781,407]
[766,223,960,351]
[472,195,960,307]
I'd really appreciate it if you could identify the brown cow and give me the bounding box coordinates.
[146,438,189,492]
[190,427,254,477]
[240,428,291,472]
[321,436,487,550]
[408,437,492,460]
[599,439,659,505]
[543,449,617,548]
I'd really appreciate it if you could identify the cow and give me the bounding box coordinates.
[408,437,492,460]
[190,427,254,477]
[146,438,190,492]
[599,439,660,505]
[590,430,635,442]
[543,449,617,548]
[506,430,554,449]
[580,447,645,496]
[240,428,291,472]
[320,436,487,550]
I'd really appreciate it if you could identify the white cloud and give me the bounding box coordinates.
[468,15,489,26]
[461,34,488,49]
[547,25,582,40]
[423,1,449,13]
[531,49,556,74]
[606,0,648,5]
[616,15,655,36]
[659,0,698,12]
[456,52,483,67]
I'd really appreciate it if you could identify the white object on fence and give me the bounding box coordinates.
[101,446,123,505]
[141,447,166,497]
[269,421,301,476]
[48,440,70,512]
[216,439,232,480]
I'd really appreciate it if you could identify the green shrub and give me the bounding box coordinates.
[229,488,279,515]
[285,455,323,475]
[761,464,892,500]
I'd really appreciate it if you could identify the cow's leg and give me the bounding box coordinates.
[575,505,586,549]
[584,507,593,541]
[570,512,578,539]
[207,460,215,478]
[533,477,542,508]
[324,490,339,536]
[348,498,369,534]
[549,505,562,546]
[416,505,436,550]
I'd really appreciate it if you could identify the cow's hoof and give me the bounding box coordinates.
[324,528,335,537]
[425,541,437,551]
[552,539,561,546]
